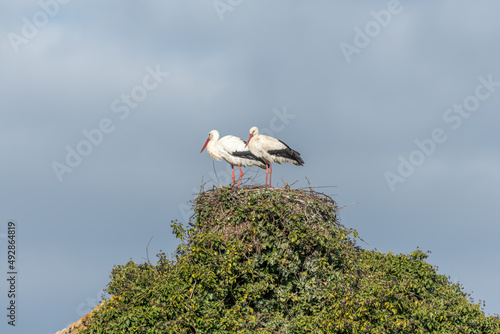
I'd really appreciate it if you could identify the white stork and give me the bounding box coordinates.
[200,130,266,188]
[245,126,304,187]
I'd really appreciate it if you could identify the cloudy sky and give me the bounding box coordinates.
[1,0,500,332]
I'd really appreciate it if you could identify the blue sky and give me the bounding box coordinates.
[1,1,500,332]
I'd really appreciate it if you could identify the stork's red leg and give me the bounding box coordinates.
[237,165,243,188]
[265,164,269,187]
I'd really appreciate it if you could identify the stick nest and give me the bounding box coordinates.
[188,185,353,254]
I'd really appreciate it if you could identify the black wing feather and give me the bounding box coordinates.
[231,151,266,164]
[277,139,291,150]
[268,148,304,166]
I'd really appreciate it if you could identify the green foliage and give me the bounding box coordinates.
[80,187,500,333]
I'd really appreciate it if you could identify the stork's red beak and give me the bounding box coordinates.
[245,134,253,147]
[200,138,210,153]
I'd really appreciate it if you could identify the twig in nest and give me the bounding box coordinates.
[305,176,312,187]
[145,236,153,264]
[212,161,221,188]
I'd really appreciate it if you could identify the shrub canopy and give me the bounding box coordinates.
[80,186,500,333]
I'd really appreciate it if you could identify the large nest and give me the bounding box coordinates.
[194,185,340,223]
[188,185,354,255]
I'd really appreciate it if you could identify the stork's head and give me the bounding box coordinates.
[245,126,259,147]
[200,130,219,153]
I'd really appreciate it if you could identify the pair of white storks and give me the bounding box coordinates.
[200,126,304,188]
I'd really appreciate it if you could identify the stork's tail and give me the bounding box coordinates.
[290,149,304,166]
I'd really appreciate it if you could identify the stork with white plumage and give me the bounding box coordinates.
[200,130,266,188]
[245,126,304,187]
